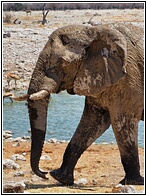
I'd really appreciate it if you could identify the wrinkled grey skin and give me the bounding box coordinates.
[27,24,144,185]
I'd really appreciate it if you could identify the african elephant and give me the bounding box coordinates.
[27,24,144,185]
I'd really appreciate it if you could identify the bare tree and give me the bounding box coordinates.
[42,4,49,25]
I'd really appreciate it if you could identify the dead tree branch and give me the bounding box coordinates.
[42,4,49,25]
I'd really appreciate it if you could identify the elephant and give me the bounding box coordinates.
[27,23,144,186]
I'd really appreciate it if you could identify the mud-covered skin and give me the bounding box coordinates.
[50,98,111,185]
[28,97,50,179]
[27,24,144,184]
[50,94,143,185]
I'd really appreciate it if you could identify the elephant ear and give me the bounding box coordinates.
[73,27,127,96]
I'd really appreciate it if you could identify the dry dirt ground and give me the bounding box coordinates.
[3,9,144,91]
[3,141,144,193]
[3,9,144,194]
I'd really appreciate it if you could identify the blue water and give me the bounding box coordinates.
[3,91,144,147]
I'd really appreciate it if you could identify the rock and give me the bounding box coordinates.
[59,140,67,143]
[100,174,106,177]
[101,142,109,145]
[12,137,27,142]
[3,32,11,38]
[4,138,14,142]
[112,184,137,193]
[3,133,13,139]
[3,159,19,170]
[14,171,25,177]
[75,178,88,185]
[48,138,58,143]
[3,181,25,193]
[3,130,13,135]
[12,137,22,142]
[22,135,30,140]
[40,155,52,160]
[10,154,26,161]
[110,142,114,144]
[3,130,13,139]
[92,179,98,185]
[12,142,20,147]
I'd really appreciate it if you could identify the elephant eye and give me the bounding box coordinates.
[112,50,118,56]
[60,34,69,46]
[46,67,55,75]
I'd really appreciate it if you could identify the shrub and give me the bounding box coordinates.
[3,14,12,23]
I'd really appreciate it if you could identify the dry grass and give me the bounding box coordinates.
[3,9,144,29]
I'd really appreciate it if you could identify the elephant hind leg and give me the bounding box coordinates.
[111,113,144,185]
[50,98,111,185]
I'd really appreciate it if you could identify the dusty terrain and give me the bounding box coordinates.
[3,9,144,193]
[3,141,144,193]
[3,9,144,91]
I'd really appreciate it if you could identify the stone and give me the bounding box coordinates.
[10,154,26,161]
[14,171,25,177]
[3,159,19,170]
[40,155,52,160]
[112,184,137,193]
[92,179,98,185]
[12,137,27,142]
[100,174,106,177]
[3,130,13,139]
[3,133,13,139]
[22,135,30,140]
[3,181,25,193]
[3,130,13,135]
[75,178,88,185]
[12,142,20,147]
[48,138,58,143]
[3,32,11,38]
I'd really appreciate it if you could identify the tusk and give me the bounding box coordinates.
[11,94,29,101]
[29,90,49,100]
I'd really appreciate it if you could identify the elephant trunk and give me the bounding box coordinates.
[28,97,50,179]
[28,55,60,179]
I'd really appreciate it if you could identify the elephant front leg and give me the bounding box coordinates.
[50,98,111,185]
[112,114,144,185]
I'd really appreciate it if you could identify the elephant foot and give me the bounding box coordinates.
[50,168,74,185]
[119,175,144,185]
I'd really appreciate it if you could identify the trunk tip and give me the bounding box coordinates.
[32,169,48,179]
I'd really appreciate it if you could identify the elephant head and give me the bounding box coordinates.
[27,25,128,179]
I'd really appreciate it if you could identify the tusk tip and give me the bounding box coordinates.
[11,94,28,101]
[29,90,49,100]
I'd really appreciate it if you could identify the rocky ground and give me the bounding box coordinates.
[3,136,144,193]
[3,9,144,193]
[3,9,144,92]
